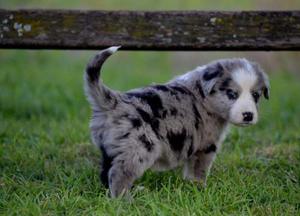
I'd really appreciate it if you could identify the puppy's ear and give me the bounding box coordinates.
[262,73,270,100]
[251,62,270,100]
[200,63,224,96]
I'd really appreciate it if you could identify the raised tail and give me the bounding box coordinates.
[84,46,121,111]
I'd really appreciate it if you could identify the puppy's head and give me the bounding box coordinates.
[200,58,269,126]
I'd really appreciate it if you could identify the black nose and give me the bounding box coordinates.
[243,112,253,122]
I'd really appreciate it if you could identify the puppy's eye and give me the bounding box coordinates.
[252,92,260,103]
[226,89,238,100]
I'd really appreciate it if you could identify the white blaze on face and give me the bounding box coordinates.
[229,65,258,125]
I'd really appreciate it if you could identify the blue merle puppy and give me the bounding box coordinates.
[84,46,270,198]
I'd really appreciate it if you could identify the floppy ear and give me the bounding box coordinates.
[200,63,224,96]
[251,62,270,100]
[262,72,270,100]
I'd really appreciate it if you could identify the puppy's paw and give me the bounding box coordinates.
[196,178,207,189]
[184,175,207,189]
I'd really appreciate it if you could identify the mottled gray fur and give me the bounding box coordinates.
[84,46,269,198]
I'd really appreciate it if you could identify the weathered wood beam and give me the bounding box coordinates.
[0,9,300,50]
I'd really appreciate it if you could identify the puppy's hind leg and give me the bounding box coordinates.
[99,146,114,188]
[108,150,154,198]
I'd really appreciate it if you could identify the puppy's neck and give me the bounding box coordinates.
[173,68,228,129]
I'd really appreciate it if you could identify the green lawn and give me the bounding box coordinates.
[0,50,299,215]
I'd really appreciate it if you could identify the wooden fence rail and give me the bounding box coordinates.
[0,9,300,50]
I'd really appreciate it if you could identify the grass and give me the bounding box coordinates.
[2,0,300,10]
[0,50,299,215]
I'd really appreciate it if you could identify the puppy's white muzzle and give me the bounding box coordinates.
[229,93,258,126]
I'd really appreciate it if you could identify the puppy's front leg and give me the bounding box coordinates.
[183,144,217,186]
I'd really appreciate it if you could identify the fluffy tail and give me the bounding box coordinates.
[84,46,121,111]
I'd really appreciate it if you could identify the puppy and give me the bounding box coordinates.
[84,46,270,198]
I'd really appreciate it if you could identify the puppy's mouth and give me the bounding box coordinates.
[231,122,255,127]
